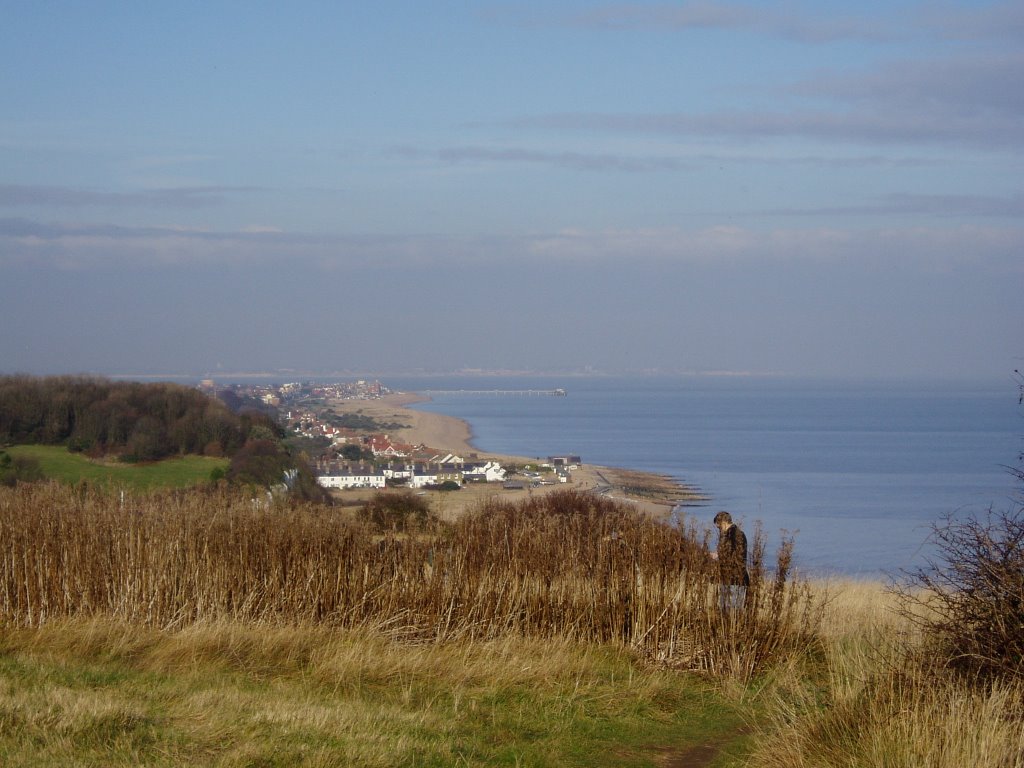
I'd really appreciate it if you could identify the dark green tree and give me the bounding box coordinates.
[226,439,293,487]
[339,443,368,461]
[123,416,170,462]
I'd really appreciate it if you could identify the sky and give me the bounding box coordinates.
[1,1,1022,381]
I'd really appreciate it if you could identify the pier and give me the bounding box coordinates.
[424,388,566,397]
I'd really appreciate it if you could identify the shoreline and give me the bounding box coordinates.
[370,391,479,457]
[328,392,707,519]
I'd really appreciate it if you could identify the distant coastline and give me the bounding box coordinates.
[105,368,804,384]
[327,391,706,518]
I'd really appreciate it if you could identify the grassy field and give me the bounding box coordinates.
[2,582,1020,767]
[0,619,753,767]
[1,483,1020,767]
[4,445,228,490]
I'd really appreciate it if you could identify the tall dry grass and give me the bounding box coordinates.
[753,655,1024,767]
[748,580,1024,768]
[0,482,819,680]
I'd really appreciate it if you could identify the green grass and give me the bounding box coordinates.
[5,445,228,490]
[0,620,754,768]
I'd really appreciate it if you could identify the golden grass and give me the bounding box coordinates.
[746,578,1024,768]
[0,617,749,766]
[0,482,820,682]
[4,483,1017,765]
[808,578,902,638]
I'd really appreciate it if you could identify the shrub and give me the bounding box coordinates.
[226,438,292,487]
[895,376,1024,685]
[66,436,91,453]
[429,480,461,492]
[339,443,371,462]
[359,491,433,532]
[0,452,43,486]
[896,507,1024,684]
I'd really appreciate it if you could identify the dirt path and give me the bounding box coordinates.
[658,740,725,767]
[654,725,751,767]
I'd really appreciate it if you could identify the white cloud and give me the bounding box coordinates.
[762,192,1024,218]
[0,184,255,209]
[526,223,1024,271]
[4,217,1020,274]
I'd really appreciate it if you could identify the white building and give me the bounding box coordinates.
[316,465,386,489]
[463,461,506,483]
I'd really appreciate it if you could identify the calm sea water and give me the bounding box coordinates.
[389,376,1022,577]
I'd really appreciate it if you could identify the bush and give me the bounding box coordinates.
[895,375,1024,685]
[0,452,43,486]
[359,491,433,532]
[896,507,1024,684]
[66,436,91,453]
[339,443,371,462]
[427,480,461,492]
[226,439,292,487]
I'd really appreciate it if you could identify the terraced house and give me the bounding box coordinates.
[316,459,507,490]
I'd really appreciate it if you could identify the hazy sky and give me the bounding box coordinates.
[2,1,1021,380]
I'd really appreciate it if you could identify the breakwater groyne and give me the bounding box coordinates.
[424,388,567,397]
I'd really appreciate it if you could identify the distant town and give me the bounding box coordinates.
[197,379,581,492]
[197,377,391,408]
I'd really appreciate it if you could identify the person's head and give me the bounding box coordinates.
[713,511,733,532]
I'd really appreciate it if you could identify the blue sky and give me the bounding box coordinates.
[2,1,1021,380]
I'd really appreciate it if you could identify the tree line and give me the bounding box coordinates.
[0,375,279,463]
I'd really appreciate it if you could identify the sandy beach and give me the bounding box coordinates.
[327,392,704,520]
[354,392,478,456]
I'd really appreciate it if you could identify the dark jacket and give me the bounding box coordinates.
[717,524,750,586]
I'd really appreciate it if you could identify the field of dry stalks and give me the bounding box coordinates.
[4,481,1022,766]
[0,482,819,681]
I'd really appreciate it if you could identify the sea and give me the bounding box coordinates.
[386,375,1022,578]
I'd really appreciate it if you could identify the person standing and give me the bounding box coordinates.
[712,511,749,612]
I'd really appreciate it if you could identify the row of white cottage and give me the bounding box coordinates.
[317,460,507,490]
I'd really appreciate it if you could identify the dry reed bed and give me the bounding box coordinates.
[0,482,819,678]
